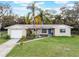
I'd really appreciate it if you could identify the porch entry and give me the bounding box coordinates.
[48,29,54,36]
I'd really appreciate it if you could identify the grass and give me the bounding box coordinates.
[7,35,79,57]
[0,38,8,44]
[0,31,9,44]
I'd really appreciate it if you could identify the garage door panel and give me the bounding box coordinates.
[11,30,23,38]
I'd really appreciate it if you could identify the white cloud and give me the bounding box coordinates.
[14,0,33,4]
[14,1,45,10]
[0,0,77,1]
[36,2,45,5]
[54,1,68,4]
[1,0,79,2]
[12,1,45,16]
[53,7,61,14]
[13,7,29,16]
[49,7,61,14]
[35,2,45,8]
[67,3,74,7]
[39,7,61,14]
[13,7,26,10]
[66,3,74,10]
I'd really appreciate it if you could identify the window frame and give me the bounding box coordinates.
[60,29,66,33]
[42,29,47,33]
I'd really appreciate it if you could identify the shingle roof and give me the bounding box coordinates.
[5,24,73,29]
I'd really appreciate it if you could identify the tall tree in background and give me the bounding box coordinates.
[27,2,55,25]
[38,9,54,24]
[27,2,36,24]
[0,3,12,21]
[16,16,26,24]
[25,12,32,24]
[0,3,15,29]
[38,9,44,24]
[60,1,79,26]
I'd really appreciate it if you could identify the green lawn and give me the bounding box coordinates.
[0,31,9,44]
[0,38,8,44]
[7,35,79,57]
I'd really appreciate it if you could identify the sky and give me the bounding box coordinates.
[0,1,75,16]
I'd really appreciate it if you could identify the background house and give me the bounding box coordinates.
[5,24,73,39]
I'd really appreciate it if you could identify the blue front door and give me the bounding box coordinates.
[48,29,52,35]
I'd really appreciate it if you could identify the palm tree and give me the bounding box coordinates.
[27,2,36,24]
[27,2,53,24]
[38,9,54,24]
[27,2,39,37]
[27,2,44,24]
[38,9,44,24]
[25,12,31,24]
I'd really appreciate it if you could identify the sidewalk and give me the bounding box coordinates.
[0,38,20,57]
[17,37,46,45]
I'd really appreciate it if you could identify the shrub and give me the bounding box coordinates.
[27,29,32,36]
[4,35,10,39]
[19,36,26,46]
[26,32,36,39]
[20,36,26,42]
[31,32,36,38]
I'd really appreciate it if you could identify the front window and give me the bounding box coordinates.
[60,29,66,33]
[42,29,47,33]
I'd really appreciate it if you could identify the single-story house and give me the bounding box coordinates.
[5,24,73,38]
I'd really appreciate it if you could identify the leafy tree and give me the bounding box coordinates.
[2,15,16,27]
[0,3,16,29]
[16,16,26,24]
[0,3,12,21]
[26,2,56,25]
[59,2,79,34]
[60,1,79,26]
[25,12,32,24]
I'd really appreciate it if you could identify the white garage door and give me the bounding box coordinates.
[10,30,23,38]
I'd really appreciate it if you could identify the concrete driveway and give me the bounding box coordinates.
[0,38,20,57]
